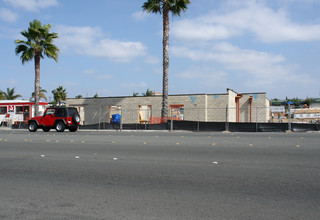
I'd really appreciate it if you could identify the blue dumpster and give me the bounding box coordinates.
[112,114,121,124]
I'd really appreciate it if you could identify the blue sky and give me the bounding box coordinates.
[1,0,320,101]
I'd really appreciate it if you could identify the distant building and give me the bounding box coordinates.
[0,100,48,125]
[66,89,270,125]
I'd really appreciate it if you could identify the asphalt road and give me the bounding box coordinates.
[0,129,319,220]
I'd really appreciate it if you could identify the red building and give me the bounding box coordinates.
[0,100,48,125]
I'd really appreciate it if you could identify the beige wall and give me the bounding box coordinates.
[67,89,269,124]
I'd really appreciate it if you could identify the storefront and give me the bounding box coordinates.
[0,100,48,125]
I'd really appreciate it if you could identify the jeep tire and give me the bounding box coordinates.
[69,126,78,132]
[55,121,65,132]
[28,122,38,132]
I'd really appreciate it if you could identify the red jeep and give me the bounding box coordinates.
[28,107,80,132]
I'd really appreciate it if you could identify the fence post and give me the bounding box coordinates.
[197,108,200,132]
[256,106,258,132]
[225,105,229,132]
[288,104,292,131]
[120,109,123,131]
[99,106,101,130]
[170,109,173,132]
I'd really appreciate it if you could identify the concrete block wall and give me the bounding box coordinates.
[66,90,270,124]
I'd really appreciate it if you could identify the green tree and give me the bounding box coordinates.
[30,86,47,102]
[1,87,22,100]
[142,0,190,121]
[75,95,83,99]
[52,86,67,106]
[93,93,99,98]
[133,92,139,97]
[15,19,59,116]
[142,88,154,96]
[0,90,5,100]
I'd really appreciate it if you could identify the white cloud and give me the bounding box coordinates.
[3,0,58,12]
[145,55,160,64]
[172,42,313,86]
[56,25,147,62]
[0,8,18,22]
[172,0,320,43]
[132,11,150,21]
[121,82,147,89]
[83,69,96,75]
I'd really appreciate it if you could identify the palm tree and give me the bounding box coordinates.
[1,87,22,100]
[15,19,59,116]
[30,86,48,102]
[0,90,5,100]
[142,0,190,121]
[142,88,154,96]
[52,86,67,106]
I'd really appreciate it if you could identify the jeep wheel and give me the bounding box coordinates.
[55,122,65,132]
[28,122,38,132]
[69,126,78,132]
[72,115,80,124]
[42,127,50,132]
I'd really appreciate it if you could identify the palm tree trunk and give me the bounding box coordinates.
[34,53,40,116]
[161,0,169,122]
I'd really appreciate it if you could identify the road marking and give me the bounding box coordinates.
[24,139,27,142]
[249,144,253,147]
[296,145,300,148]
[46,140,50,142]
[212,143,216,146]
[268,137,271,139]
[112,141,115,144]
[113,158,118,160]
[300,137,304,140]
[176,143,180,145]
[208,136,211,138]
[56,140,59,143]
[70,140,74,143]
[181,136,184,137]
[81,141,85,143]
[40,155,45,157]
[29,140,32,142]
[75,156,80,159]
[143,142,147,145]
[0,139,2,141]
[212,161,218,164]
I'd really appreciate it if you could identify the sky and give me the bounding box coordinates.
[1,0,320,101]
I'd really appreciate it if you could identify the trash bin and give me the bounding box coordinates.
[111,114,121,124]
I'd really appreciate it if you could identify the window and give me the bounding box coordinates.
[0,107,7,114]
[45,109,55,115]
[55,108,66,117]
[16,106,23,114]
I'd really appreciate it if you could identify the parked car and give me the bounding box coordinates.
[28,107,80,132]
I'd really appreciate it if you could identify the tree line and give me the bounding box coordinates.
[0,86,68,106]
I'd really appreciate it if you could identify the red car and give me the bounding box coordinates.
[28,107,80,132]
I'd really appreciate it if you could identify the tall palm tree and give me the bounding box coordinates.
[52,86,67,106]
[1,87,22,100]
[15,19,59,116]
[30,86,48,102]
[142,0,190,121]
